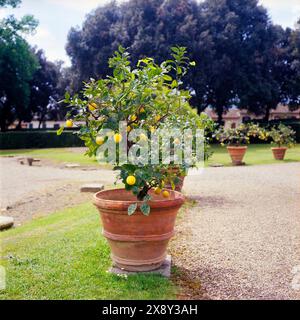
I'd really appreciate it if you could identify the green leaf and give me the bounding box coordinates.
[56,126,64,136]
[140,203,150,216]
[170,180,175,190]
[163,75,172,81]
[128,203,137,216]
[65,92,70,100]
[143,194,152,201]
[171,80,178,88]
[132,186,139,195]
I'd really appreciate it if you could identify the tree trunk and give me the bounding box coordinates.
[264,107,270,121]
[16,119,22,130]
[216,106,224,125]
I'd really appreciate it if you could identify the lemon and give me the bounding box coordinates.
[126,126,131,133]
[96,136,105,145]
[139,133,148,142]
[126,175,136,186]
[130,115,137,122]
[66,120,73,128]
[114,133,122,143]
[161,181,165,188]
[154,187,162,195]
[88,103,97,111]
[150,126,155,133]
[155,115,161,122]
[162,190,170,198]
[140,107,145,113]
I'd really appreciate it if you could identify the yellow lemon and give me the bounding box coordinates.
[66,120,73,128]
[140,107,145,113]
[154,187,162,195]
[96,136,105,145]
[114,133,122,143]
[139,133,148,142]
[162,190,170,198]
[88,103,97,111]
[126,176,136,186]
[155,115,161,122]
[126,126,132,133]
[130,115,137,122]
[150,126,155,133]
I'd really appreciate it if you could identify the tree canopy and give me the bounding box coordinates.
[66,0,300,123]
[0,9,38,130]
[0,0,62,131]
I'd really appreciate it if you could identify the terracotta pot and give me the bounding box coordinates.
[93,189,185,272]
[271,147,287,160]
[227,146,247,165]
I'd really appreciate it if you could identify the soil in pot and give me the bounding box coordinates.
[227,146,248,165]
[271,147,287,160]
[93,189,185,272]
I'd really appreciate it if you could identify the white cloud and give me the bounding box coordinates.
[260,0,300,28]
[26,26,66,62]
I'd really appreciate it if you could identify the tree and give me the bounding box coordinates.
[66,0,120,91]
[0,0,38,131]
[66,0,200,92]
[193,0,288,122]
[29,49,61,128]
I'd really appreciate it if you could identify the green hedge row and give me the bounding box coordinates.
[1,120,299,150]
[0,130,84,149]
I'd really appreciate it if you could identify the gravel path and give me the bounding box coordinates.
[0,157,116,224]
[171,162,300,300]
[0,157,115,208]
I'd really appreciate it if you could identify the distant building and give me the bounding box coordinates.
[8,104,300,130]
[204,105,300,129]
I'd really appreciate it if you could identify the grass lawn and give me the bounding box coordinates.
[0,148,98,166]
[0,203,176,300]
[0,144,299,167]
[207,143,300,166]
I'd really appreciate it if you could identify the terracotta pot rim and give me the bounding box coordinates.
[93,188,185,210]
[271,147,288,150]
[227,146,248,149]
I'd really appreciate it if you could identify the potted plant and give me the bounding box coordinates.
[163,111,215,191]
[214,123,261,165]
[268,124,296,160]
[58,46,209,271]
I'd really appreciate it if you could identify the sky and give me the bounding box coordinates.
[0,0,300,66]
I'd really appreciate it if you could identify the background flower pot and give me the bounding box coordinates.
[93,189,185,271]
[227,146,247,165]
[271,147,287,160]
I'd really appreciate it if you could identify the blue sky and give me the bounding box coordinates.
[1,0,299,65]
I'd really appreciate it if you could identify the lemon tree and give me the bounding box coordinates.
[214,123,265,146]
[58,46,213,215]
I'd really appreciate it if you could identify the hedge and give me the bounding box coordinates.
[0,130,84,149]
